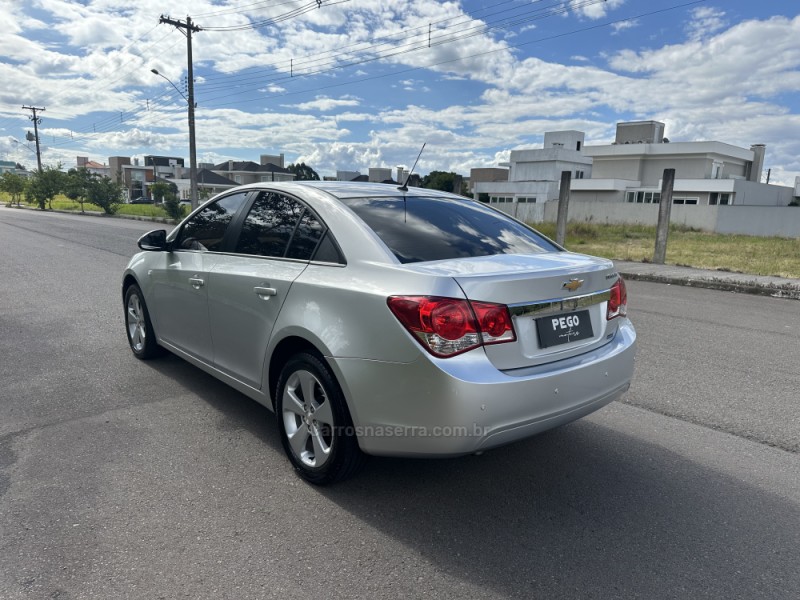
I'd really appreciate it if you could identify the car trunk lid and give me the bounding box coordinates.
[406,252,621,370]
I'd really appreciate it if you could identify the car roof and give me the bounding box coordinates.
[228,180,466,201]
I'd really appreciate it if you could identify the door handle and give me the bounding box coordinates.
[254,286,277,299]
[189,277,205,289]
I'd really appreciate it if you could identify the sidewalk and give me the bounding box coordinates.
[615,260,800,301]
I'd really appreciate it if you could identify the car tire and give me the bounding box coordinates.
[276,352,366,485]
[124,284,163,360]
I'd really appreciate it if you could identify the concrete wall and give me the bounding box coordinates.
[509,155,591,182]
[571,190,625,203]
[591,158,641,181]
[492,201,546,223]
[641,157,710,183]
[733,180,794,206]
[537,200,800,237]
[477,180,559,202]
[716,206,800,237]
[615,121,664,144]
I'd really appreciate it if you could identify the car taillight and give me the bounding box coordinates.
[607,277,628,320]
[387,296,516,358]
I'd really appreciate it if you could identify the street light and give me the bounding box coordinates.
[11,138,35,153]
[151,68,198,210]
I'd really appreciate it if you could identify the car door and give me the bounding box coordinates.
[207,191,326,389]
[149,191,249,361]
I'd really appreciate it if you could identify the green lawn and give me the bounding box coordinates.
[532,222,800,279]
[4,194,173,220]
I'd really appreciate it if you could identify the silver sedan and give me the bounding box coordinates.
[122,181,636,484]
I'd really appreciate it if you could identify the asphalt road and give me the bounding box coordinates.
[1,207,798,599]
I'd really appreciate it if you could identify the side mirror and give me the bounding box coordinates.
[138,229,168,251]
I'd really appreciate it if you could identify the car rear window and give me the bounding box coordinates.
[340,196,559,263]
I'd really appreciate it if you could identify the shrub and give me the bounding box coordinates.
[162,192,185,221]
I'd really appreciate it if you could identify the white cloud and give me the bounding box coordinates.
[612,19,639,35]
[570,0,626,20]
[290,95,361,112]
[0,2,798,185]
[685,7,728,41]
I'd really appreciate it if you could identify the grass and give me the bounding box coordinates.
[3,193,172,220]
[531,222,800,279]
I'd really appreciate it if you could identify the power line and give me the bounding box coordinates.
[41,0,709,157]
[203,0,351,31]
[192,0,310,19]
[195,0,608,101]
[41,0,586,147]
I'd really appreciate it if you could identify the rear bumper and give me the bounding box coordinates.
[331,319,636,456]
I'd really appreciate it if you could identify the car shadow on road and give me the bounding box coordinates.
[142,354,285,455]
[140,355,798,598]
[322,421,799,599]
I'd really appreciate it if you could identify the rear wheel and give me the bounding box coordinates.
[124,284,163,359]
[276,352,365,484]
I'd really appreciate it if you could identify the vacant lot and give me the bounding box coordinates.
[533,222,800,279]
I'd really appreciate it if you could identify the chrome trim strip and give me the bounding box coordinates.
[509,289,611,319]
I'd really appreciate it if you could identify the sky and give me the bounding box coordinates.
[1,0,799,186]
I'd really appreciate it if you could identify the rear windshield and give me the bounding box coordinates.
[340,196,559,263]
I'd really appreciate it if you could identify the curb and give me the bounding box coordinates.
[618,271,800,301]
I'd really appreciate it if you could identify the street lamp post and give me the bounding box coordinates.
[151,68,198,210]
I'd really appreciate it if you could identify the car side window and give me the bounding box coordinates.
[235,192,305,258]
[286,210,325,260]
[311,232,344,264]
[176,192,248,251]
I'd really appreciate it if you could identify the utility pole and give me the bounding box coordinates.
[653,168,675,265]
[22,105,45,172]
[555,171,572,247]
[159,15,201,210]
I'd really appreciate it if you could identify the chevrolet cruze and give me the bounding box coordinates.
[122,181,636,484]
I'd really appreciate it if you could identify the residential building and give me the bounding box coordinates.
[260,153,285,168]
[75,156,110,177]
[396,166,409,185]
[571,121,795,206]
[468,167,508,197]
[0,160,16,175]
[110,156,153,201]
[336,170,361,181]
[368,167,393,183]
[144,155,184,180]
[472,130,592,210]
[170,169,238,200]
[211,160,295,185]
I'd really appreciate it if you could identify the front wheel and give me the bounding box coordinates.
[276,352,366,484]
[124,284,163,359]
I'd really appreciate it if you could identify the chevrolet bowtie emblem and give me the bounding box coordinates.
[562,278,584,292]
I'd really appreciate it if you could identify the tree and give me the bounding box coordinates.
[0,172,26,207]
[162,191,185,221]
[150,180,176,203]
[64,167,94,213]
[25,167,65,210]
[421,170,458,193]
[287,162,320,181]
[86,175,123,215]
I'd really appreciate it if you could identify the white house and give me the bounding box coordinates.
[472,131,592,215]
[571,121,795,206]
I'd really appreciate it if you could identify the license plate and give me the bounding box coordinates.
[536,310,594,348]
